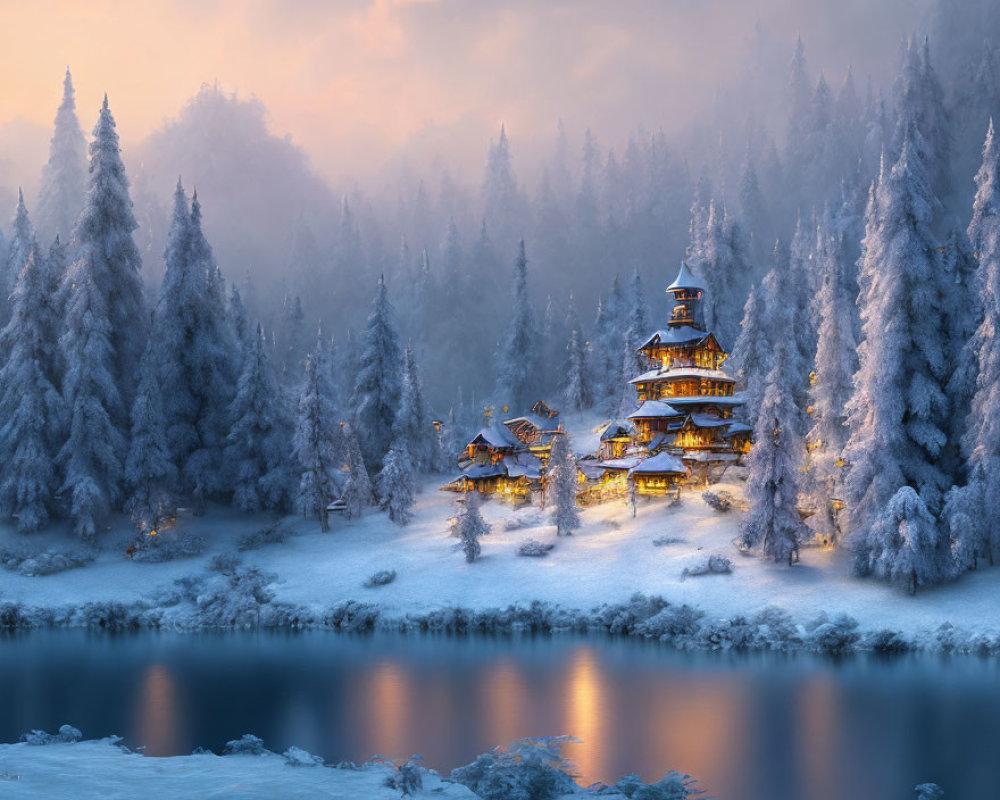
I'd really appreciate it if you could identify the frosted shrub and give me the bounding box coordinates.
[450,736,579,800]
[382,756,424,796]
[129,530,205,562]
[518,539,554,557]
[224,734,267,755]
[681,554,733,578]
[283,746,323,767]
[614,771,704,798]
[1,546,96,576]
[634,604,705,642]
[701,490,733,512]
[364,569,397,588]
[208,552,242,575]
[238,522,291,551]
[805,612,860,655]
[21,725,82,745]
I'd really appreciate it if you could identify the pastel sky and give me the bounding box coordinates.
[0,0,922,185]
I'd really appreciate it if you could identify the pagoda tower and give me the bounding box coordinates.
[627,262,750,463]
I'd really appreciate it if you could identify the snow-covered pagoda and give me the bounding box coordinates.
[580,261,751,499]
[629,262,751,469]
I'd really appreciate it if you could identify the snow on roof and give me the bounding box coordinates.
[629,452,687,475]
[665,395,745,407]
[504,412,562,432]
[460,463,507,479]
[683,451,741,462]
[723,422,753,436]
[600,422,634,441]
[665,261,706,293]
[502,454,543,479]
[576,457,607,480]
[638,326,708,350]
[688,413,732,428]
[627,400,681,419]
[629,367,735,384]
[468,425,521,449]
[598,456,646,471]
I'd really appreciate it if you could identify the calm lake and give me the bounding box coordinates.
[0,629,997,799]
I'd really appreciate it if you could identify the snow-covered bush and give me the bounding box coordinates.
[518,539,554,557]
[283,746,324,767]
[593,594,670,635]
[208,552,242,575]
[681,554,733,578]
[634,604,705,643]
[21,725,82,745]
[364,569,397,588]
[238,521,292,551]
[701,490,734,512]
[196,567,277,628]
[323,600,381,632]
[1,546,96,576]
[79,601,145,631]
[863,629,912,654]
[805,613,860,655]
[224,734,268,755]
[382,756,424,796]
[614,771,703,798]
[129,530,205,562]
[450,736,579,800]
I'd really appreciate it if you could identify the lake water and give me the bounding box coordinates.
[0,630,997,799]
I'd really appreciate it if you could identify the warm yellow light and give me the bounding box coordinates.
[149,530,157,536]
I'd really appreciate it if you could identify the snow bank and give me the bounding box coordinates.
[0,731,702,800]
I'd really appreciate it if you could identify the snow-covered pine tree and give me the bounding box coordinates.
[806,226,858,543]
[224,326,292,512]
[868,486,950,594]
[36,68,86,245]
[293,351,340,530]
[352,275,402,472]
[698,201,750,349]
[740,342,805,564]
[494,239,538,415]
[844,132,953,583]
[278,293,308,385]
[341,423,373,519]
[950,119,1000,569]
[788,214,818,390]
[392,344,434,472]
[58,248,127,538]
[626,266,648,343]
[457,490,490,562]
[376,441,416,526]
[730,283,771,432]
[71,96,146,410]
[548,434,580,536]
[0,245,64,532]
[124,338,175,530]
[562,294,592,412]
[3,190,35,324]
[617,331,645,418]
[228,282,251,354]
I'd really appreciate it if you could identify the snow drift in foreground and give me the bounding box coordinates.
[0,729,703,800]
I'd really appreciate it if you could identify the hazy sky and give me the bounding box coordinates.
[0,0,926,188]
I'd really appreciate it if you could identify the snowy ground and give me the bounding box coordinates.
[1,412,999,640]
[0,739,476,799]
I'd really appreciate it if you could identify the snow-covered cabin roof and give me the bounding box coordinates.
[504,412,561,433]
[600,422,634,441]
[502,453,543,479]
[664,395,744,408]
[629,452,687,475]
[722,421,753,437]
[576,457,607,481]
[665,261,706,294]
[687,413,732,428]
[598,456,646,471]
[683,451,740,463]
[467,425,521,450]
[627,400,681,420]
[460,462,507,479]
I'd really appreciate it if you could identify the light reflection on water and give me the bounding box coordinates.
[0,630,998,800]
